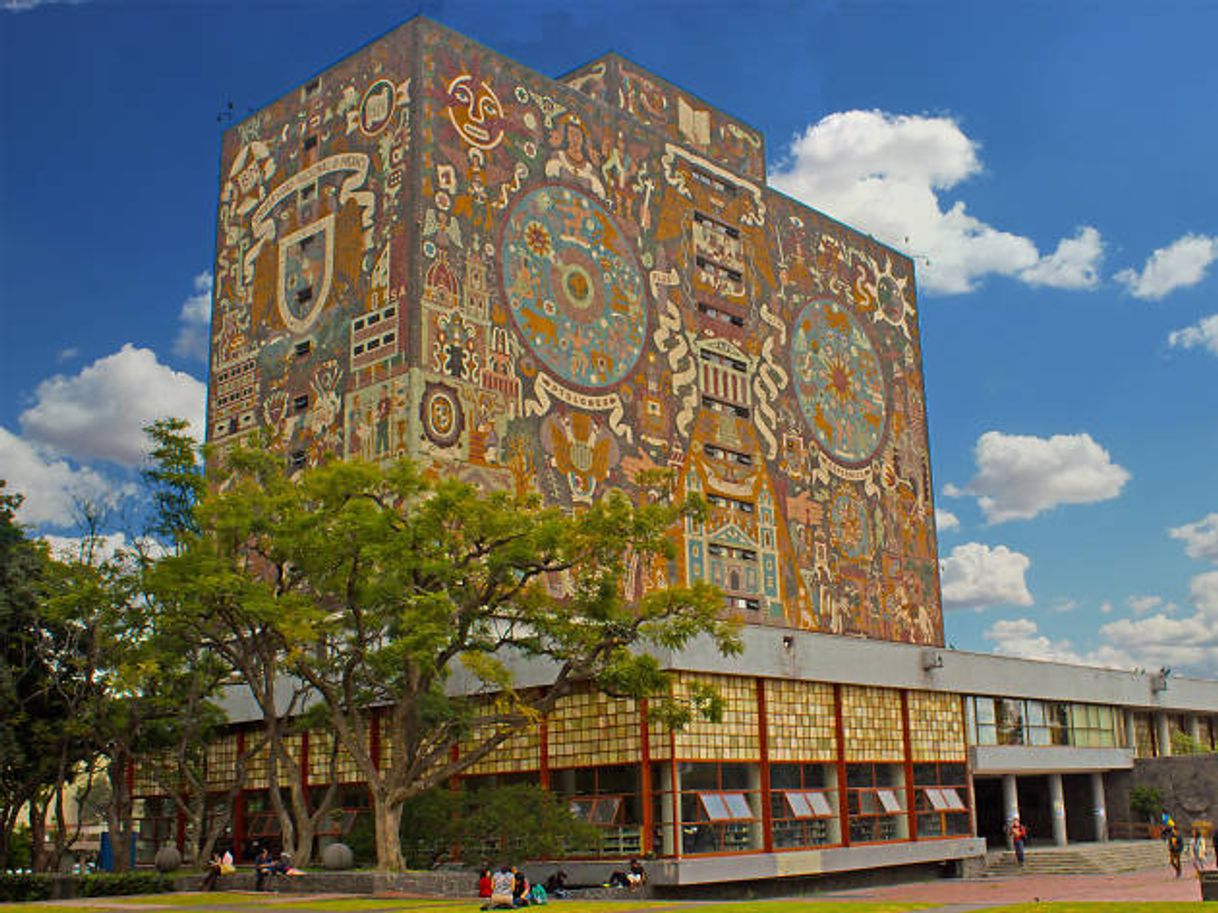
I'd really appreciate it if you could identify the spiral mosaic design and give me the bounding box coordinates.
[501,184,647,389]
[790,300,888,465]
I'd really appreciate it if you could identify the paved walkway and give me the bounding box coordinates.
[19,864,1210,910]
[820,862,1206,906]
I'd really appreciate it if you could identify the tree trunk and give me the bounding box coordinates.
[28,793,50,872]
[107,754,133,872]
[371,791,405,871]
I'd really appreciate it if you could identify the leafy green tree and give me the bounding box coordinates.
[156,442,740,870]
[1130,784,1162,823]
[397,783,600,867]
[0,482,77,871]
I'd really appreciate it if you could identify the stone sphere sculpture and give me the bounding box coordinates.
[154,845,181,872]
[321,842,354,870]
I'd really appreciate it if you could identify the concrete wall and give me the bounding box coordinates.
[1109,755,1218,830]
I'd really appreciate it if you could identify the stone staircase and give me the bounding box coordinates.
[983,839,1168,877]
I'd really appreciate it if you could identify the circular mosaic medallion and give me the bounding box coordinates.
[500,184,647,389]
[420,381,463,448]
[830,490,872,560]
[790,299,888,466]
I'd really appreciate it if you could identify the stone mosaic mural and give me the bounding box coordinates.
[210,18,944,647]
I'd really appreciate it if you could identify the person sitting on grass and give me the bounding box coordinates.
[482,865,515,910]
[512,867,531,907]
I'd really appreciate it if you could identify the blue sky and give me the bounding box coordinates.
[2,0,1215,675]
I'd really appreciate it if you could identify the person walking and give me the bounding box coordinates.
[1168,824,1184,878]
[1191,829,1207,877]
[1008,817,1028,866]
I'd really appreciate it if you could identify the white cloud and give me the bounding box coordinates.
[1170,513,1218,564]
[945,430,1130,523]
[984,617,1136,670]
[985,618,1083,664]
[0,428,127,528]
[42,531,167,565]
[19,344,205,468]
[935,508,959,532]
[1128,594,1165,616]
[939,542,1033,610]
[1168,313,1218,357]
[1017,226,1103,290]
[56,346,79,363]
[1050,598,1077,614]
[1099,571,1218,672]
[4,0,86,11]
[770,110,1104,295]
[174,272,213,363]
[1115,233,1218,300]
[1099,601,1113,615]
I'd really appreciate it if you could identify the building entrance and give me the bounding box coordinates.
[973,778,1007,847]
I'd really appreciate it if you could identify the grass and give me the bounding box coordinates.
[983,906,1211,912]
[0,897,939,913]
[5,897,1210,913]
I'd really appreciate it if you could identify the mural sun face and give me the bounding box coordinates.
[500,184,647,390]
[791,300,889,466]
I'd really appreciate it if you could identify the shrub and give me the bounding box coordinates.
[78,871,176,896]
[1130,784,1162,822]
[0,873,52,903]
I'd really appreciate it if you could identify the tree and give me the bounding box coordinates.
[156,443,740,870]
[1130,784,1162,823]
[396,782,600,867]
[0,482,79,871]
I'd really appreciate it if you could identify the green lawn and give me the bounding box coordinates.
[983,906,1211,912]
[0,896,938,913]
[6,895,1212,913]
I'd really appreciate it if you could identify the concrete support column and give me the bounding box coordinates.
[659,762,677,856]
[1191,715,1205,743]
[1091,772,1108,843]
[1124,710,1137,750]
[1156,712,1173,757]
[1049,773,1068,847]
[747,764,764,850]
[1002,774,1019,848]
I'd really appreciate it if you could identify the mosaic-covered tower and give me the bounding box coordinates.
[209,18,943,648]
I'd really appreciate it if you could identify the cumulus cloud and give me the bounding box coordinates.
[983,618,1135,670]
[770,110,1104,295]
[19,344,205,468]
[939,542,1033,610]
[0,428,128,528]
[1017,227,1103,290]
[1100,571,1218,672]
[174,272,214,363]
[935,508,959,532]
[1170,513,1218,564]
[944,430,1130,523]
[1168,313,1218,358]
[1115,234,1218,300]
